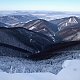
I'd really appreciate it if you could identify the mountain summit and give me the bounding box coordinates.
[50,16,80,31]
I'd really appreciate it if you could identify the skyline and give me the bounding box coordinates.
[0,0,80,12]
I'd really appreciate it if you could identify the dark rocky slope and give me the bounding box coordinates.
[0,27,54,58]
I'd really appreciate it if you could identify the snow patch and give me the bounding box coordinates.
[29,26,36,30]
[30,39,32,42]
[79,54,80,57]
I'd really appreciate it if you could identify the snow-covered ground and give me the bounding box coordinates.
[0,59,80,80]
[0,50,80,80]
[0,50,80,74]
[0,72,56,80]
[57,59,80,80]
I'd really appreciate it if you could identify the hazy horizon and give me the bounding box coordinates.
[0,0,80,12]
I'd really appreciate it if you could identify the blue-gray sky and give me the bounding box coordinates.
[0,0,80,12]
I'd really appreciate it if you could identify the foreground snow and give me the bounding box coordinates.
[57,59,80,80]
[0,72,56,80]
[0,59,80,80]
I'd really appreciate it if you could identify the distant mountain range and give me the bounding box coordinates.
[0,22,8,27]
[0,15,80,59]
[0,15,38,25]
[14,16,80,42]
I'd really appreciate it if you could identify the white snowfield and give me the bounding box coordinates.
[57,59,80,80]
[0,72,56,80]
[0,59,80,80]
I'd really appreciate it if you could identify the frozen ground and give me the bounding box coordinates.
[0,50,80,74]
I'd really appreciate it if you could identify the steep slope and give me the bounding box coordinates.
[50,16,80,31]
[15,19,58,41]
[0,15,38,25]
[0,27,54,57]
[56,24,80,41]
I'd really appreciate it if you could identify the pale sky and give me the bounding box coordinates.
[0,0,80,12]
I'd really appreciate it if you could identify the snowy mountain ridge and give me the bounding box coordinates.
[58,17,79,31]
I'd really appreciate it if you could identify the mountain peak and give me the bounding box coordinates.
[68,16,78,24]
[58,16,79,30]
[50,16,80,31]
